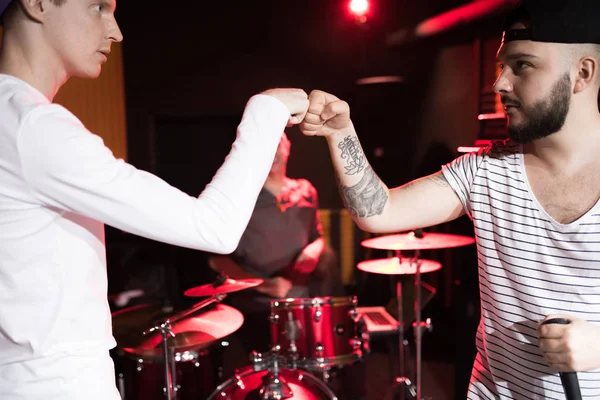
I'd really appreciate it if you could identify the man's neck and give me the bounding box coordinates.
[0,29,67,101]
[264,173,287,196]
[525,111,600,173]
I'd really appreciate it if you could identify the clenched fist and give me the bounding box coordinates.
[538,315,600,372]
[300,90,352,137]
[261,88,309,126]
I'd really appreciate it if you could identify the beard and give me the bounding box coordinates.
[504,73,571,144]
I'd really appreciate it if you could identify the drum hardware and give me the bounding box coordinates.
[207,362,339,399]
[359,247,429,400]
[139,293,227,400]
[249,345,294,399]
[112,273,255,400]
[360,229,475,400]
[284,311,301,368]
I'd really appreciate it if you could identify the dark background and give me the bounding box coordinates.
[106,1,511,397]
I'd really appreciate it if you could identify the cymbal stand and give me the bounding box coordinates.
[410,250,434,400]
[384,250,415,400]
[162,322,176,400]
[168,293,226,324]
[413,251,423,400]
[142,293,227,400]
[141,320,177,400]
[385,247,434,400]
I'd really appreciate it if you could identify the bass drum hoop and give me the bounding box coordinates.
[207,366,338,400]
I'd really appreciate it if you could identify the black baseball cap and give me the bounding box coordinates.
[503,0,600,44]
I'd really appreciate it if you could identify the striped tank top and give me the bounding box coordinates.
[442,141,600,399]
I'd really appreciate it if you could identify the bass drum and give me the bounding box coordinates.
[207,366,338,399]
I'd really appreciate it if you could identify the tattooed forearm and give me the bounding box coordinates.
[337,165,388,218]
[338,135,366,175]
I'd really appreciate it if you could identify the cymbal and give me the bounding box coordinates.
[357,257,442,275]
[183,278,263,297]
[112,303,243,358]
[361,231,475,251]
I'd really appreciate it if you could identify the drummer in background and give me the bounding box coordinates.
[209,133,366,400]
[209,132,343,354]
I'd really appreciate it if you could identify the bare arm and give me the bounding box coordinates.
[326,130,464,233]
[301,90,464,233]
[297,237,325,261]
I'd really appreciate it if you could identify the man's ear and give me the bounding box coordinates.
[573,57,597,95]
[17,0,46,23]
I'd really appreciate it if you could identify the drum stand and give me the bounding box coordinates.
[142,294,226,400]
[385,249,433,400]
[251,345,294,400]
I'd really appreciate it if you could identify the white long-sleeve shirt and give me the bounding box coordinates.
[0,74,289,399]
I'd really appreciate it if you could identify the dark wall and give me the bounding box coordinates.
[109,3,509,395]
[115,0,476,209]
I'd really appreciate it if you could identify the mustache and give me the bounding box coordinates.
[501,96,522,107]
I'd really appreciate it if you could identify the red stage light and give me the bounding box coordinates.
[349,0,369,17]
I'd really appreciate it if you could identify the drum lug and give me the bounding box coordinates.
[354,318,371,355]
[315,342,324,358]
[348,308,359,321]
[234,372,244,388]
[269,313,280,324]
[250,350,269,372]
[136,358,144,372]
[314,309,322,323]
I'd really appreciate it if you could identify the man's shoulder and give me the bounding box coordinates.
[0,76,81,132]
[478,139,521,157]
[457,139,521,164]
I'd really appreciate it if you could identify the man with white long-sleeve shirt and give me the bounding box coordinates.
[0,0,309,398]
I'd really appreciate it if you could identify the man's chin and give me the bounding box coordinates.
[72,66,103,80]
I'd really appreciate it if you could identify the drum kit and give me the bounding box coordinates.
[111,229,474,400]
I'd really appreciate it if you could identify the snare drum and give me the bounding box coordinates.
[207,365,338,399]
[269,296,368,370]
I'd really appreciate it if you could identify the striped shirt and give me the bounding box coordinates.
[442,141,600,399]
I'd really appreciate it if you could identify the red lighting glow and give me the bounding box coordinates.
[349,0,369,17]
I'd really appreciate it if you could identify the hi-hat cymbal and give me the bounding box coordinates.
[184,278,263,297]
[357,257,442,276]
[361,231,475,251]
[112,303,243,358]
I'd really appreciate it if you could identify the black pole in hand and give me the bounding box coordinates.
[540,318,582,400]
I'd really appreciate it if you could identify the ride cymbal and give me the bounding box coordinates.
[361,231,475,251]
[357,257,442,275]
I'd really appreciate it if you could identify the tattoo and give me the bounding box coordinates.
[431,174,449,188]
[338,136,366,175]
[337,165,387,218]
